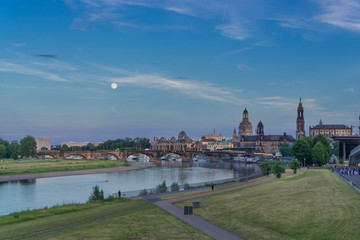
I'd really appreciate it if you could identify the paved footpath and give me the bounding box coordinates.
[144,169,305,240]
[149,197,243,240]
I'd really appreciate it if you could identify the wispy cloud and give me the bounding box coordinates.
[346,87,355,92]
[315,0,360,31]
[236,64,253,71]
[36,54,57,59]
[110,72,244,104]
[11,42,26,47]
[0,59,70,82]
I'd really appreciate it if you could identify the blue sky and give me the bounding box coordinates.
[1,0,360,144]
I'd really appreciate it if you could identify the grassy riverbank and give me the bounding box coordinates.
[0,159,130,175]
[175,169,360,240]
[0,199,211,240]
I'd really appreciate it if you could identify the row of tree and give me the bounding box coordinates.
[0,136,152,160]
[280,134,334,166]
[0,136,37,159]
[52,138,151,152]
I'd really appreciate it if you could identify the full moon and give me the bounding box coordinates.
[111,83,117,89]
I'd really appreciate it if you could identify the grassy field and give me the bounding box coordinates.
[0,199,211,240]
[0,159,130,175]
[175,169,360,240]
[159,175,269,201]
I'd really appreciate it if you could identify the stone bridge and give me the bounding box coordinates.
[36,150,244,162]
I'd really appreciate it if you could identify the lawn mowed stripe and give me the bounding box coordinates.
[175,170,360,240]
[0,200,212,240]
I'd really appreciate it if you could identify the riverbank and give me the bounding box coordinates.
[0,161,156,182]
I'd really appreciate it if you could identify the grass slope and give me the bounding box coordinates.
[0,159,129,175]
[175,169,360,240]
[0,199,211,240]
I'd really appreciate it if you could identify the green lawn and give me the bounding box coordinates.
[0,159,130,175]
[0,199,211,240]
[175,169,360,240]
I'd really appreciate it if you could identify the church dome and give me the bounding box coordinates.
[239,108,253,136]
[178,130,188,140]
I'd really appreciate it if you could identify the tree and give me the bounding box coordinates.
[19,135,37,158]
[312,142,327,166]
[289,159,301,174]
[0,144,6,159]
[272,162,285,178]
[260,161,271,176]
[88,185,104,202]
[10,140,19,160]
[60,144,70,151]
[312,134,331,160]
[279,144,292,157]
[332,141,339,160]
[292,138,312,166]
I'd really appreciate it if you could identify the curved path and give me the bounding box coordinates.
[0,162,155,182]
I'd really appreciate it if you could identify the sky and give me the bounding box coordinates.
[1,0,360,144]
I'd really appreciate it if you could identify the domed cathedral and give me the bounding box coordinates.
[178,129,189,140]
[296,98,306,140]
[238,108,253,138]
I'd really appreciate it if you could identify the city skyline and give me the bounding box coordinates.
[1,0,360,144]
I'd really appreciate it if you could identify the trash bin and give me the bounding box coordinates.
[193,200,200,208]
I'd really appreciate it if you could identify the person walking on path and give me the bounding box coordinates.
[211,184,214,191]
[118,190,121,198]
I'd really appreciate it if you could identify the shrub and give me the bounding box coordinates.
[171,182,180,192]
[88,185,104,202]
[260,161,271,176]
[156,180,167,193]
[272,162,285,178]
[184,183,191,189]
[139,189,148,196]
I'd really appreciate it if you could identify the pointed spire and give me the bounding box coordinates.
[299,97,302,107]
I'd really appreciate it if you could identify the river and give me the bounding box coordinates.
[0,161,261,216]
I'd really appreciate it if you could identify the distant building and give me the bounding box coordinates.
[309,120,352,138]
[35,138,51,151]
[206,142,233,151]
[296,98,305,140]
[238,108,253,137]
[151,129,198,151]
[233,108,296,153]
[61,142,103,147]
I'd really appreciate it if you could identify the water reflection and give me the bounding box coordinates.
[0,162,260,216]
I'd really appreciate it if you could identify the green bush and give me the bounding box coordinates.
[184,183,191,189]
[171,182,180,192]
[139,189,148,196]
[156,180,167,193]
[88,185,104,202]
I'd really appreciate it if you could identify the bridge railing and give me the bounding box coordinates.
[110,172,264,198]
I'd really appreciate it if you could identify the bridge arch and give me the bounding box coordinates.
[63,153,87,160]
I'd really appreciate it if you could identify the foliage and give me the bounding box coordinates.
[171,182,180,192]
[289,159,301,174]
[312,134,331,160]
[280,143,292,157]
[339,159,344,165]
[184,183,191,189]
[41,147,48,151]
[19,136,37,158]
[312,142,327,166]
[139,189,148,196]
[0,144,6,158]
[156,180,167,193]
[88,185,104,202]
[10,140,19,160]
[272,162,285,178]
[292,138,312,166]
[260,161,271,176]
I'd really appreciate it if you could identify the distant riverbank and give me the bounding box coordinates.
[0,162,156,182]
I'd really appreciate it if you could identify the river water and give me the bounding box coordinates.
[0,161,260,216]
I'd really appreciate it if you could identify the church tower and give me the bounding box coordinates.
[256,120,264,140]
[239,108,253,138]
[296,98,305,140]
[232,127,237,142]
